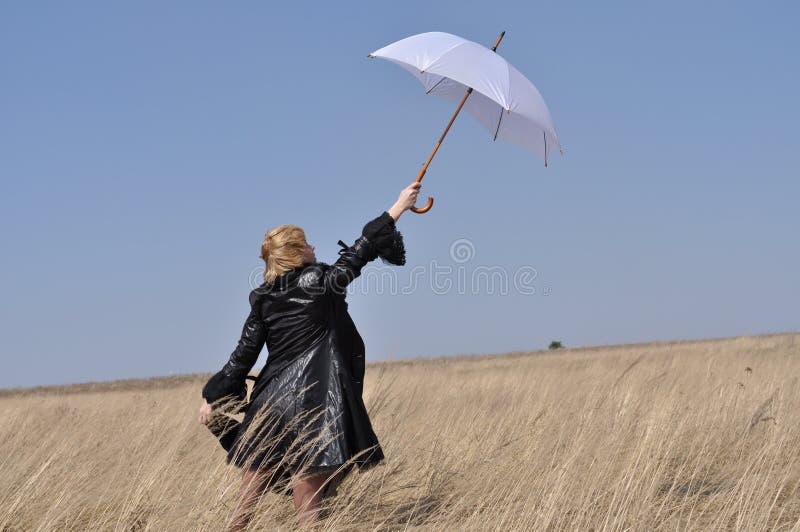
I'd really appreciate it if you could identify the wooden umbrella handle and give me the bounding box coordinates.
[410,31,506,215]
[410,168,433,213]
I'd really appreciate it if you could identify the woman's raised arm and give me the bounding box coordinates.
[322,182,420,294]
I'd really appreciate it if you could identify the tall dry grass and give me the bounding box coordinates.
[1,333,799,530]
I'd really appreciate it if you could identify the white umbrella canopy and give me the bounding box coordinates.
[369,31,561,165]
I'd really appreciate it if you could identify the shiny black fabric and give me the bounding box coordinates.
[202,211,404,486]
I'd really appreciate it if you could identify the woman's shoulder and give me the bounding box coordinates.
[249,285,268,305]
[295,262,332,289]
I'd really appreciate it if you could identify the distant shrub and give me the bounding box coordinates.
[548,341,564,350]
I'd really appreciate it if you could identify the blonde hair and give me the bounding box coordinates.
[260,224,309,283]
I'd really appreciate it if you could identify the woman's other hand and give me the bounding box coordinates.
[388,182,422,222]
[198,399,213,425]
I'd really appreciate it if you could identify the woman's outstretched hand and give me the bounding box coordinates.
[387,182,422,222]
[198,399,212,425]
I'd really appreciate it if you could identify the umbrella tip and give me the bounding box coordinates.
[367,54,375,58]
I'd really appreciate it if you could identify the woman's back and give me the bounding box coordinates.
[249,261,361,399]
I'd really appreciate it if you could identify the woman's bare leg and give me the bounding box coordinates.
[292,471,330,528]
[226,467,273,532]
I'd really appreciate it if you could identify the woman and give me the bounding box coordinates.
[198,181,421,529]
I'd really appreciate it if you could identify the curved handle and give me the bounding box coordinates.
[410,168,434,214]
[411,196,434,214]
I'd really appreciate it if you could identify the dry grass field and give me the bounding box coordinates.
[1,333,799,530]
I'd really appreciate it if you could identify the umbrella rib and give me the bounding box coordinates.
[544,132,548,167]
[493,108,504,141]
[425,77,447,95]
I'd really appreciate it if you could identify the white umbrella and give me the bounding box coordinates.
[369,31,561,214]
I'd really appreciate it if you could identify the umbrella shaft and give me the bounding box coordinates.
[417,87,473,182]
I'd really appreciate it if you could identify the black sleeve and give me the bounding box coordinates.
[361,211,406,266]
[202,291,267,404]
[323,211,406,294]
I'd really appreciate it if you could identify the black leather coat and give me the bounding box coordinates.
[202,211,405,483]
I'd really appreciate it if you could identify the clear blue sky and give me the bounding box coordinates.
[2,1,798,389]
